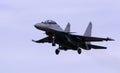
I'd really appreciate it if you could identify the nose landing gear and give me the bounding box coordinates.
[52,36,56,46]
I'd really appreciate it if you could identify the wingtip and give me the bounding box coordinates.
[89,21,92,25]
[106,37,115,41]
[110,38,115,41]
[32,39,35,42]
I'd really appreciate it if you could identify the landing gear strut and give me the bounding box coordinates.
[77,48,82,54]
[55,49,60,55]
[52,36,56,46]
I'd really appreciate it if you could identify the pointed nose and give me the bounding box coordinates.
[34,23,47,31]
[34,23,40,29]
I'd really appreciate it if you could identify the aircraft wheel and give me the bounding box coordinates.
[55,49,60,55]
[77,49,82,54]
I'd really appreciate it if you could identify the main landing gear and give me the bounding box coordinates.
[55,47,82,55]
[55,49,60,55]
[77,48,82,54]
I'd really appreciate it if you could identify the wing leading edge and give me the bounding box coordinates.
[32,37,49,43]
[71,34,114,42]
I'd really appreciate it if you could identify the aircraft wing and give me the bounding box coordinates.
[71,34,114,42]
[44,28,114,42]
[32,37,50,43]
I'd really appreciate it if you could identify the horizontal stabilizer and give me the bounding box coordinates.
[88,44,107,49]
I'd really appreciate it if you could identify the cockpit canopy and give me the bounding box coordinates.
[42,20,57,24]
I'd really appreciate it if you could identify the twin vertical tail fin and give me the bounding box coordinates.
[84,22,92,36]
[64,22,70,33]
[64,22,92,36]
[84,22,92,44]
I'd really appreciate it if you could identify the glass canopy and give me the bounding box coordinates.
[42,20,57,24]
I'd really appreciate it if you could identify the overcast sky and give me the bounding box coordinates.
[0,0,120,73]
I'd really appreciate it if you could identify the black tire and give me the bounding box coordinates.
[77,49,82,54]
[55,49,60,55]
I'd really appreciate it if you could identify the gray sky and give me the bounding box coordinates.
[0,0,120,73]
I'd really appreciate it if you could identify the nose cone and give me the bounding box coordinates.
[34,23,40,29]
[34,23,47,31]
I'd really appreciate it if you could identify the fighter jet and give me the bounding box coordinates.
[32,20,114,55]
